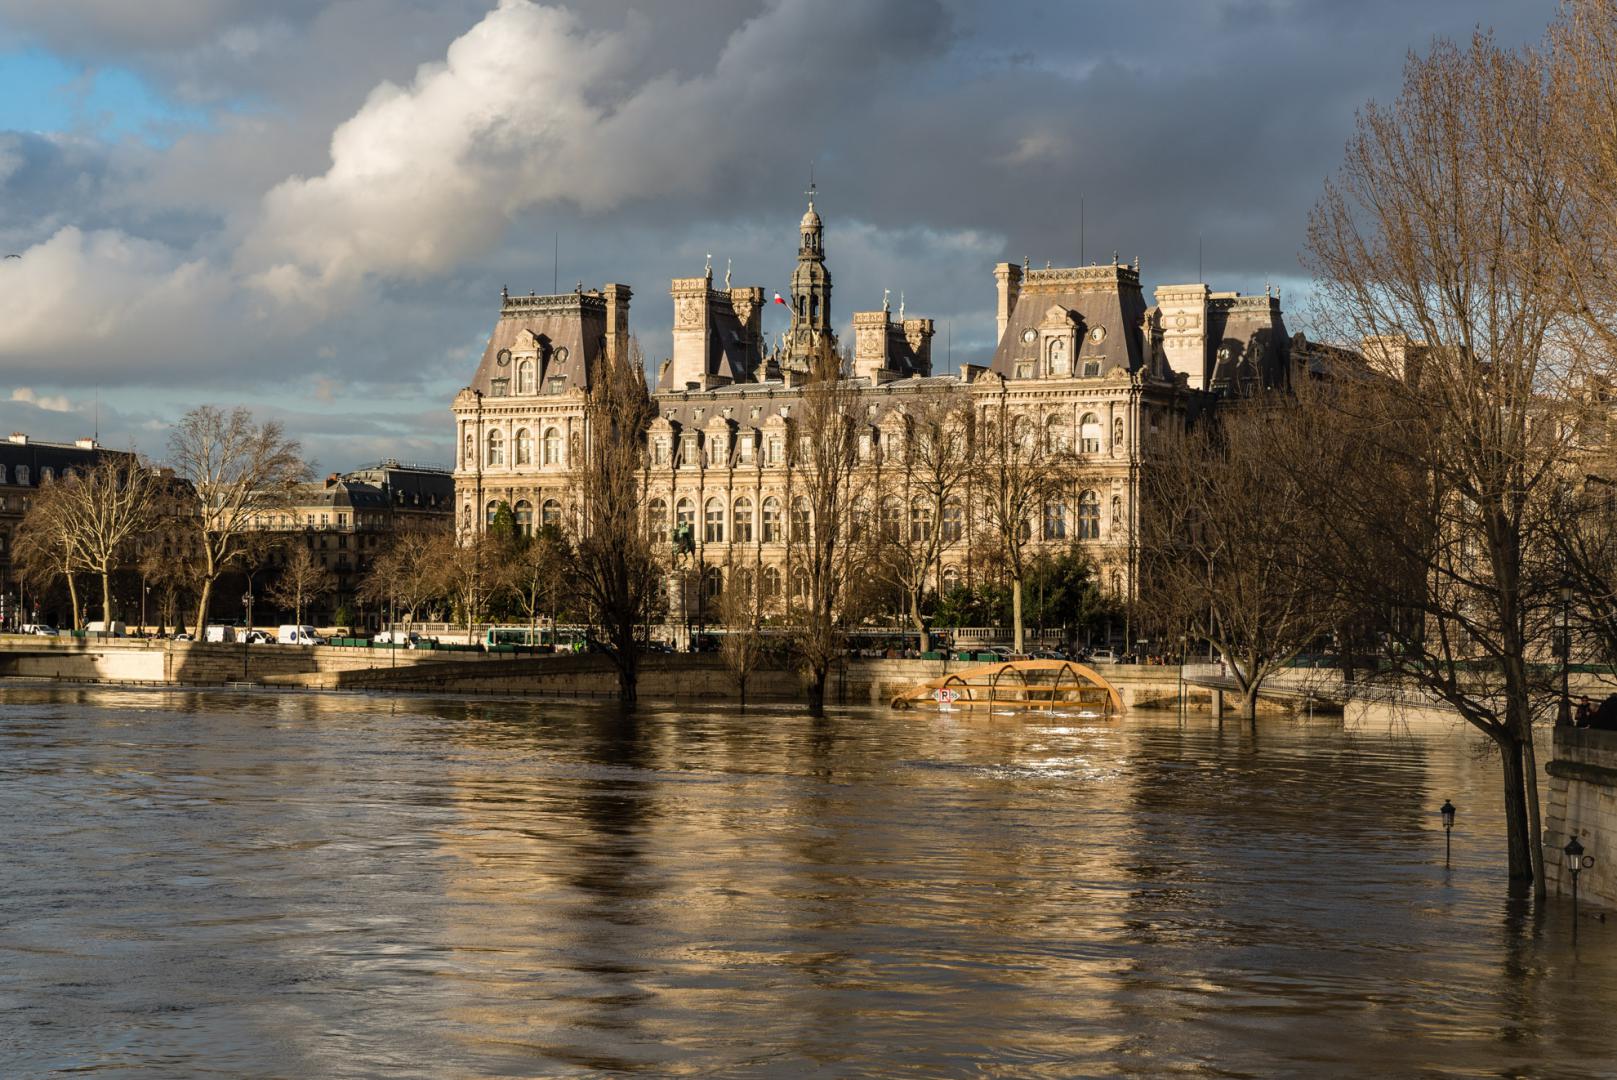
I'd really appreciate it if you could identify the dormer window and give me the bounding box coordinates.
[1015,362,1033,379]
[490,378,510,397]
[548,376,566,394]
[1083,360,1101,378]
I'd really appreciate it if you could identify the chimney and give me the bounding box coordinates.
[75,438,96,449]
[325,473,340,488]
[992,262,1022,345]
[603,282,632,366]
[9,432,27,445]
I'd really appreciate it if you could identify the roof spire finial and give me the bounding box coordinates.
[806,162,816,207]
[705,252,712,278]
[899,291,905,320]
[724,257,732,289]
[883,288,890,312]
[501,284,509,302]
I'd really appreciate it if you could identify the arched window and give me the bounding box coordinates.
[791,497,811,541]
[762,565,782,599]
[542,427,561,465]
[1078,490,1100,539]
[1047,337,1068,376]
[850,499,870,541]
[487,429,505,466]
[1045,413,1068,452]
[733,497,754,542]
[647,498,668,544]
[704,497,725,544]
[762,497,782,542]
[1080,413,1102,454]
[513,500,533,535]
[676,498,696,533]
[485,500,501,527]
[941,500,964,543]
[910,500,933,543]
[707,431,728,468]
[791,570,811,602]
[732,567,754,603]
[541,499,561,528]
[1043,499,1067,541]
[514,428,533,466]
[517,359,535,395]
[941,566,961,596]
[880,497,902,542]
[702,566,723,602]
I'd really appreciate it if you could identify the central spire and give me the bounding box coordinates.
[785,187,832,368]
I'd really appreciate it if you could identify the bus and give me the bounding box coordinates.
[482,625,589,652]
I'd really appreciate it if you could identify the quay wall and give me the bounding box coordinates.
[1545,727,1617,912]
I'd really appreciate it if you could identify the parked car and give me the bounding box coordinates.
[19,624,56,636]
[276,624,326,645]
[374,630,426,648]
[1086,649,1118,664]
[243,630,274,644]
[171,631,193,642]
[1028,649,1067,660]
[204,624,238,644]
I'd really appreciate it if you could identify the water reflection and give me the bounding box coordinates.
[0,686,1613,1077]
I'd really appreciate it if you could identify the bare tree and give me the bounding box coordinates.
[49,457,160,624]
[867,391,974,653]
[168,406,310,632]
[787,342,866,715]
[14,481,85,629]
[268,543,335,626]
[430,531,495,645]
[569,337,661,700]
[976,385,1072,653]
[496,524,572,646]
[1304,33,1577,894]
[360,529,445,626]
[717,557,766,707]
[1142,399,1338,719]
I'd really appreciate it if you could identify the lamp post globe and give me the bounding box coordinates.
[1440,799,1456,830]
[1440,799,1456,867]
[1564,834,1593,941]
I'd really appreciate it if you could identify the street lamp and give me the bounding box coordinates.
[1559,574,1575,726]
[1178,633,1188,719]
[1565,835,1595,941]
[1440,799,1456,867]
[241,588,254,678]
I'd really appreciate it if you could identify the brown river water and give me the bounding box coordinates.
[1,686,1613,1078]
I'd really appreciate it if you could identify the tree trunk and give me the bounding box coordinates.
[100,569,113,624]
[1519,721,1547,901]
[67,574,82,631]
[1241,684,1260,721]
[805,664,828,716]
[912,593,929,654]
[1494,732,1534,883]
[194,574,214,637]
[617,654,638,704]
[1012,577,1024,653]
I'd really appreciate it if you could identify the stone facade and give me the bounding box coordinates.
[1545,727,1617,911]
[451,201,1303,628]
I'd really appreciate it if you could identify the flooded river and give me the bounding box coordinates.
[1,686,1613,1077]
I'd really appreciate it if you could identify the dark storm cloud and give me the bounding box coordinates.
[0,0,1557,467]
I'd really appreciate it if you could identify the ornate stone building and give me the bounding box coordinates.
[451,200,1301,631]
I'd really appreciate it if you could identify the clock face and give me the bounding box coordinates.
[1089,326,1106,344]
[496,349,511,366]
[1021,328,1038,344]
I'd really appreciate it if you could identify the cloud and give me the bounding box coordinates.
[9,387,75,412]
[0,226,234,377]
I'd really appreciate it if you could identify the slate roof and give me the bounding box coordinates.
[990,264,1150,380]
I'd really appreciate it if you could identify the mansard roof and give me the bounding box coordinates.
[468,290,607,397]
[990,263,1149,380]
[1205,291,1293,392]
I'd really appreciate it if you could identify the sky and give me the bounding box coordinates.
[0,0,1555,473]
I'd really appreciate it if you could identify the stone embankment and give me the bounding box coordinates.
[1545,727,1617,912]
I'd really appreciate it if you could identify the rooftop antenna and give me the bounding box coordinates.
[1080,195,1085,265]
[807,162,816,203]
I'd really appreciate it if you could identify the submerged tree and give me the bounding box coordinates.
[787,342,866,715]
[1143,400,1337,720]
[570,337,661,702]
[1304,33,1578,894]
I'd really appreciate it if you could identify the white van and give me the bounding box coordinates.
[86,620,126,637]
[276,625,325,645]
[204,624,237,643]
[374,630,426,648]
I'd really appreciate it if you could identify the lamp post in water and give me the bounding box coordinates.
[241,588,254,679]
[1440,799,1456,868]
[1565,835,1594,942]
